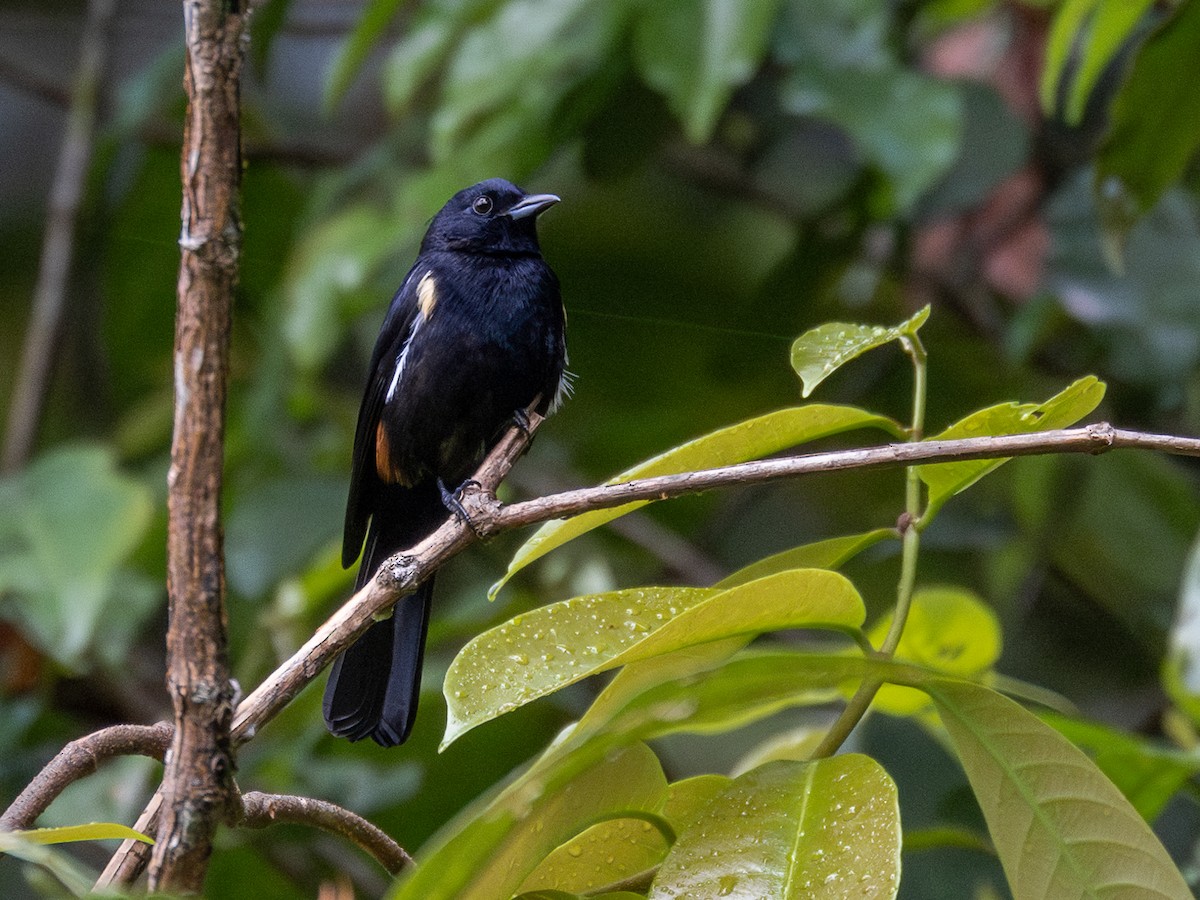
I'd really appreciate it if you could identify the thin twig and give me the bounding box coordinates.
[2,0,117,472]
[0,723,172,832]
[238,792,412,875]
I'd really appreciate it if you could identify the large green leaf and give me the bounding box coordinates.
[1043,712,1200,823]
[1097,0,1200,218]
[917,376,1106,518]
[447,569,865,746]
[649,755,901,899]
[390,743,667,900]
[633,0,782,143]
[783,66,962,213]
[790,306,929,398]
[928,680,1192,899]
[715,529,894,589]
[492,405,902,597]
[0,445,156,670]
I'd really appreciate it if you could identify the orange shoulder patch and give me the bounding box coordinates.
[375,423,408,485]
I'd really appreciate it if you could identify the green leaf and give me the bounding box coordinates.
[649,755,901,899]
[661,775,732,832]
[716,529,894,589]
[445,570,866,746]
[0,445,156,670]
[1097,0,1200,218]
[1040,0,1157,125]
[633,0,782,143]
[518,815,669,895]
[927,679,1192,900]
[390,743,667,900]
[7,823,153,846]
[790,306,929,397]
[1042,712,1200,822]
[492,405,903,597]
[783,66,962,213]
[323,0,407,111]
[868,586,1001,715]
[917,376,1106,518]
[585,650,864,750]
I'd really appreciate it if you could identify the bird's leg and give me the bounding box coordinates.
[438,477,484,536]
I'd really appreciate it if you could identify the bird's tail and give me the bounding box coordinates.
[323,484,441,746]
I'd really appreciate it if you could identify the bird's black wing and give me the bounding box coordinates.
[342,263,424,568]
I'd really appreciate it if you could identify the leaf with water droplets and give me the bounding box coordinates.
[391,743,667,900]
[927,679,1192,900]
[649,755,901,899]
[446,570,865,747]
[518,815,671,895]
[918,376,1105,518]
[790,306,929,398]
[491,405,902,598]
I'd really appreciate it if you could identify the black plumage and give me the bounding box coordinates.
[324,179,568,747]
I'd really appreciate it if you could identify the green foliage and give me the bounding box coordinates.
[0,446,158,671]
[6,0,1200,894]
[382,311,1192,897]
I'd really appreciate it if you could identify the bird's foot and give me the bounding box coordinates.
[438,477,484,536]
[512,406,532,436]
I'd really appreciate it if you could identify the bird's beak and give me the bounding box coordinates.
[506,193,560,220]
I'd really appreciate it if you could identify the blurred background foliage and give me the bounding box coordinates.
[1,0,1200,895]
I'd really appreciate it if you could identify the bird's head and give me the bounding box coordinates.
[421,178,560,256]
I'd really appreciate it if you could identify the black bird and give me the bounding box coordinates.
[324,179,568,747]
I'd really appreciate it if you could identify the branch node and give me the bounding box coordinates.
[1085,421,1117,452]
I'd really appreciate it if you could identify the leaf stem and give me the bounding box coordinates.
[812,332,928,756]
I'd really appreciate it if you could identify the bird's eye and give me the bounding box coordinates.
[472,195,494,215]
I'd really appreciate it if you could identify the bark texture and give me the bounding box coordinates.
[149,0,247,892]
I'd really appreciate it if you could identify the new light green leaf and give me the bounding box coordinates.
[868,586,1001,715]
[790,306,929,397]
[928,679,1192,900]
[716,528,894,589]
[634,0,782,143]
[446,570,865,746]
[649,755,901,899]
[6,823,153,846]
[391,743,667,900]
[492,405,902,597]
[918,376,1106,518]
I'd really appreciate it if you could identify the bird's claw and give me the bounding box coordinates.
[438,477,483,536]
[512,407,532,436]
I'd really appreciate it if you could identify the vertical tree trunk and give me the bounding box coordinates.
[149,0,247,892]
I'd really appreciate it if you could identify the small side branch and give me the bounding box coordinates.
[0,723,172,832]
[238,792,412,875]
